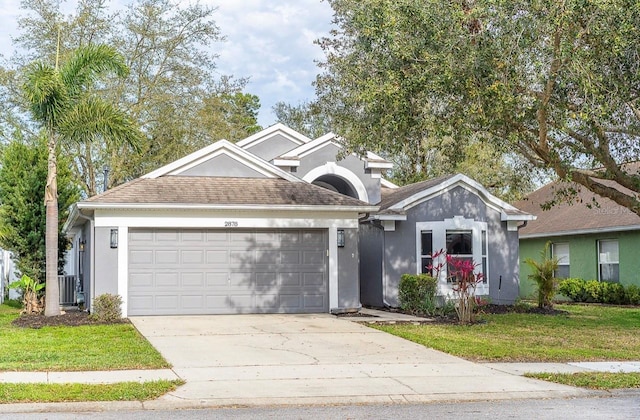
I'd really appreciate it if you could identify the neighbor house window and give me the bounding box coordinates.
[446,230,473,283]
[552,243,570,279]
[598,240,619,282]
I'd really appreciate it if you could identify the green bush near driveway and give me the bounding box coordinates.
[398,274,439,315]
[558,278,640,305]
[0,304,169,371]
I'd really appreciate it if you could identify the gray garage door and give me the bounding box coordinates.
[128,228,328,315]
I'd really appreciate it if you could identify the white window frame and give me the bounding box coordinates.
[415,216,489,296]
[598,239,619,283]
[551,242,570,279]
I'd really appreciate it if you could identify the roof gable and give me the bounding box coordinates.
[276,132,393,169]
[380,174,534,222]
[236,123,312,160]
[141,139,300,182]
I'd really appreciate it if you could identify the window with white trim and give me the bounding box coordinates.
[598,240,619,282]
[420,231,433,274]
[416,217,489,294]
[551,243,570,279]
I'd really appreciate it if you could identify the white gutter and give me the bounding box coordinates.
[76,202,380,213]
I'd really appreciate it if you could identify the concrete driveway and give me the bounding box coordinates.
[131,314,588,408]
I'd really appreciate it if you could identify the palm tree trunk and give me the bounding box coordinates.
[44,134,60,317]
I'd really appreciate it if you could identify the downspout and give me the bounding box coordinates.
[76,212,95,313]
[517,221,528,230]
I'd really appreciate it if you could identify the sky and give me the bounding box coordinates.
[0,0,335,127]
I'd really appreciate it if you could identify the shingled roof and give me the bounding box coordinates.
[514,181,640,237]
[82,176,375,209]
[379,175,454,210]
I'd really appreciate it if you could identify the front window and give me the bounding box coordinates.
[420,231,433,274]
[416,217,489,294]
[552,243,570,279]
[598,240,619,282]
[446,230,473,283]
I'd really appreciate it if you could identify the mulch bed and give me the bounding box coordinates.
[11,310,129,329]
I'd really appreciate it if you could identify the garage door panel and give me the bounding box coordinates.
[129,228,327,315]
[303,273,325,286]
[156,272,179,287]
[156,231,179,241]
[304,294,325,310]
[130,250,153,264]
[303,251,325,265]
[206,272,228,286]
[181,272,204,287]
[156,250,179,264]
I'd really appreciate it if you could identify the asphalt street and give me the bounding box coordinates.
[2,394,639,420]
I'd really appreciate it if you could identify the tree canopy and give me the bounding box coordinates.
[316,0,640,207]
[0,137,79,282]
[2,0,262,195]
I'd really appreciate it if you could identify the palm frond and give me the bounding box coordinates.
[58,96,142,152]
[60,44,128,99]
[22,61,68,128]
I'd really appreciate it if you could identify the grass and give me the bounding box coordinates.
[0,380,184,403]
[0,304,169,371]
[525,372,640,389]
[374,304,640,362]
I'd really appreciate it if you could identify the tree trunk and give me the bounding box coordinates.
[44,134,60,317]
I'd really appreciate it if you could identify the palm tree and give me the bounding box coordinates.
[22,44,141,316]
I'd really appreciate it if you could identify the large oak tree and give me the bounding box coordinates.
[317,0,640,207]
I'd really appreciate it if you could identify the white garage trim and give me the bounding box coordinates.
[329,226,338,311]
[118,226,129,317]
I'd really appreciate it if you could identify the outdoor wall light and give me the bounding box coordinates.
[110,229,118,249]
[337,229,345,248]
[79,239,86,252]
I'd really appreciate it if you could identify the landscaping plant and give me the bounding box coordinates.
[430,249,484,324]
[8,274,44,314]
[398,273,439,315]
[524,243,558,309]
[90,294,123,323]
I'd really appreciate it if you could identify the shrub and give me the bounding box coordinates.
[627,285,640,305]
[8,274,45,314]
[398,274,438,315]
[558,278,588,302]
[90,294,123,322]
[524,243,558,309]
[601,282,628,305]
[559,278,635,305]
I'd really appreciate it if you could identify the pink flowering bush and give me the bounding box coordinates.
[428,249,485,324]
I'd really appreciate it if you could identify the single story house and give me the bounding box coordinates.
[514,178,640,298]
[64,124,533,315]
[359,174,535,307]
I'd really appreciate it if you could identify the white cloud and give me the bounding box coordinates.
[0,0,334,126]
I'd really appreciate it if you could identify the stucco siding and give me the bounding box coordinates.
[359,223,384,307]
[337,228,360,310]
[93,227,119,297]
[295,144,381,204]
[383,186,520,306]
[520,230,640,298]
[244,133,301,162]
[178,154,267,178]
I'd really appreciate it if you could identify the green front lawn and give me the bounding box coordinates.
[374,304,640,362]
[0,380,184,403]
[0,304,169,371]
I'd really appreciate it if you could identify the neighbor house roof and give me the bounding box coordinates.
[375,173,534,222]
[514,180,640,238]
[80,176,376,210]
